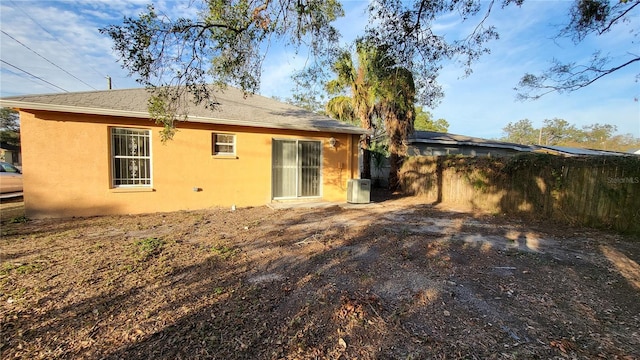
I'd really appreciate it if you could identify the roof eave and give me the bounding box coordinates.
[0,100,368,135]
[409,139,533,152]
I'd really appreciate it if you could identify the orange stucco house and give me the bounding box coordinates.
[0,87,367,218]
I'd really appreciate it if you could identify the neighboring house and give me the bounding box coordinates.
[535,145,633,157]
[369,131,534,187]
[407,131,535,157]
[0,142,21,167]
[0,87,366,218]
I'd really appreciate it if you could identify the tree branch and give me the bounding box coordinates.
[599,1,640,35]
[516,56,640,100]
[576,56,640,88]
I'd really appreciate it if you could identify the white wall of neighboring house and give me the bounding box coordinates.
[0,148,20,165]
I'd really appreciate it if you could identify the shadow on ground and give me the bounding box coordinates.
[1,192,639,359]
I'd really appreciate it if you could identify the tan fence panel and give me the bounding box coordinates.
[400,154,640,235]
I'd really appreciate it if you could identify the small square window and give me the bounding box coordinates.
[213,133,236,155]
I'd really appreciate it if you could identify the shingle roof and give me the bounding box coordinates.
[535,145,632,157]
[408,131,534,152]
[408,132,635,156]
[0,87,368,135]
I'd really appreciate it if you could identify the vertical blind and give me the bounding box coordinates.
[299,141,321,197]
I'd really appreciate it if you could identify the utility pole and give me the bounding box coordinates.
[538,128,542,145]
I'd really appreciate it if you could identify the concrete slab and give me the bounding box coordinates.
[267,200,384,210]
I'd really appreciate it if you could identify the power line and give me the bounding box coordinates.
[0,59,68,92]
[1,67,55,90]
[8,0,107,80]
[1,29,98,91]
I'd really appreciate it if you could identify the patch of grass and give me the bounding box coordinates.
[87,243,104,254]
[245,219,262,228]
[8,215,29,223]
[15,263,43,275]
[135,237,164,260]
[1,262,44,276]
[120,264,135,273]
[399,227,410,238]
[210,243,239,260]
[1,229,15,237]
[0,263,15,276]
[8,287,27,302]
[213,286,225,295]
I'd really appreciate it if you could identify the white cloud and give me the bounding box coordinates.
[430,0,640,139]
[0,0,145,95]
[258,1,370,99]
[334,1,369,46]
[260,50,310,99]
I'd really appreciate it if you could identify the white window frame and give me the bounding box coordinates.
[212,133,236,156]
[110,127,152,187]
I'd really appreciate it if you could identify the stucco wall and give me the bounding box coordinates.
[20,110,360,218]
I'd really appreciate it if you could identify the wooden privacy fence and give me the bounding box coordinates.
[400,154,640,235]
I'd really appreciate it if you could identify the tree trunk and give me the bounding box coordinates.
[361,135,371,179]
[388,152,401,191]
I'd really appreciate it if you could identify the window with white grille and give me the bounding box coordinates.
[213,133,236,155]
[111,128,152,187]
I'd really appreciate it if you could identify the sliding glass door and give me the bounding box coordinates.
[272,140,321,199]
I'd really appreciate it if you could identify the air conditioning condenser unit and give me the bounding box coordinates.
[347,179,371,204]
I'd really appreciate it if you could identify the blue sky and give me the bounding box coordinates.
[1,0,638,140]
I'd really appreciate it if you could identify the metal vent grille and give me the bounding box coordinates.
[347,179,371,204]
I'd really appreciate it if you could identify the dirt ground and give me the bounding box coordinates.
[1,193,639,359]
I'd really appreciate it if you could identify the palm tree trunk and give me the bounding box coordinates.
[388,152,402,191]
[361,135,372,179]
[389,153,399,191]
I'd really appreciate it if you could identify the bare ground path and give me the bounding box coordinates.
[1,195,639,359]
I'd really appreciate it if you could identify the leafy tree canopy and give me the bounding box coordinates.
[323,40,418,186]
[501,118,640,151]
[1,108,19,132]
[501,118,538,145]
[414,107,449,132]
[0,108,20,147]
[324,40,405,179]
[101,0,343,139]
[102,0,638,139]
[540,118,583,145]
